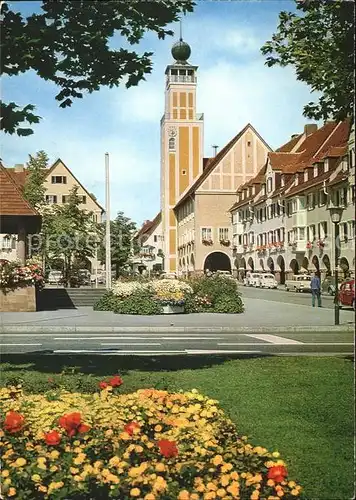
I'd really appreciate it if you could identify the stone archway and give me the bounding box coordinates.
[247,257,254,271]
[340,257,350,279]
[259,259,265,271]
[322,254,331,276]
[301,256,309,273]
[267,257,274,273]
[203,252,231,273]
[290,258,299,275]
[277,255,286,284]
[311,255,320,277]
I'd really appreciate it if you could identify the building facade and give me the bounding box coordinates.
[131,213,164,275]
[230,120,355,282]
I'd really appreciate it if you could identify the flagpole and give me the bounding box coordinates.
[105,153,111,289]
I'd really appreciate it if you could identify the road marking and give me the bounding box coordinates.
[185,350,261,354]
[1,343,42,346]
[100,343,161,346]
[218,342,354,346]
[245,334,303,344]
[53,350,184,354]
[52,336,223,341]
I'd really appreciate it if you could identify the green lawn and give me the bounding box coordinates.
[1,354,354,499]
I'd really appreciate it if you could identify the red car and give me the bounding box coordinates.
[338,279,355,310]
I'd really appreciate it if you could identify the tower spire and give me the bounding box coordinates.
[179,18,183,41]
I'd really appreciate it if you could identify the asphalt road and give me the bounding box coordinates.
[0,331,353,356]
[240,285,337,308]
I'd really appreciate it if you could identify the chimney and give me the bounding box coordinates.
[14,163,24,173]
[304,124,317,136]
[212,145,219,157]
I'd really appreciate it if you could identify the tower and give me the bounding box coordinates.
[160,36,204,273]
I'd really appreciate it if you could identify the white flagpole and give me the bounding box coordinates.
[105,153,112,289]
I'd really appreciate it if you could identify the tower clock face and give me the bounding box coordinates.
[168,127,177,137]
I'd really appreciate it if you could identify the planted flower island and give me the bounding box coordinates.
[0,260,44,312]
[94,275,244,315]
[0,378,303,499]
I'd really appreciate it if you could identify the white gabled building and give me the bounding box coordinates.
[230,120,355,283]
[131,213,164,275]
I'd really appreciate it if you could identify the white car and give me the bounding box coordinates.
[248,273,262,287]
[285,275,312,292]
[258,273,278,289]
[47,271,63,284]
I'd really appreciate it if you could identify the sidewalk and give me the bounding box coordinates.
[0,297,354,332]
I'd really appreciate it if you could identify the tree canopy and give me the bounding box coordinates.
[1,0,194,136]
[261,0,354,121]
[23,150,49,209]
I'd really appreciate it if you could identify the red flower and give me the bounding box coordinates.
[99,381,109,390]
[58,412,90,437]
[44,430,61,446]
[158,439,178,458]
[3,411,25,434]
[109,375,123,388]
[124,421,140,436]
[267,465,288,483]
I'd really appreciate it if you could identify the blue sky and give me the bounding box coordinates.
[2,1,318,226]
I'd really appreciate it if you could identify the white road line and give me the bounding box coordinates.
[53,350,184,354]
[52,337,223,341]
[100,343,161,346]
[245,334,303,345]
[1,343,42,346]
[185,350,261,354]
[218,342,354,346]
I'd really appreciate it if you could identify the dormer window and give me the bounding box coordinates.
[252,185,256,195]
[295,174,298,185]
[324,160,329,173]
[304,170,308,182]
[262,184,266,195]
[313,165,318,177]
[267,177,273,193]
[281,176,285,187]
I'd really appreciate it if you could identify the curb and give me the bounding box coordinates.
[0,325,354,333]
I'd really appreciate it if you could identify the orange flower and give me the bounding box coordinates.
[124,422,140,436]
[44,430,61,446]
[267,465,287,483]
[3,411,25,434]
[58,412,90,437]
[158,439,178,458]
[109,375,123,388]
[98,381,109,390]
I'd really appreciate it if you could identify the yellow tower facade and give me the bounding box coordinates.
[160,39,204,272]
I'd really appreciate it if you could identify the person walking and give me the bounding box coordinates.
[310,272,322,307]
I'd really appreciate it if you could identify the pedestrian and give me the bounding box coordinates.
[310,272,322,307]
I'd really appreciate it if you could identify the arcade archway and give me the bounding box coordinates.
[277,255,286,284]
[290,258,299,275]
[203,252,231,273]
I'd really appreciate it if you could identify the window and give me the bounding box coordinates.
[292,199,297,213]
[80,196,87,204]
[342,223,348,241]
[299,196,306,210]
[348,220,355,239]
[154,235,158,243]
[1,236,11,249]
[169,138,175,151]
[51,176,66,184]
[247,141,251,147]
[62,195,68,203]
[319,190,327,206]
[219,228,229,241]
[238,235,242,245]
[182,169,187,175]
[307,225,316,241]
[201,228,212,241]
[306,193,315,209]
[298,227,306,240]
[46,195,57,204]
[313,165,318,178]
[267,177,272,193]
[318,221,328,239]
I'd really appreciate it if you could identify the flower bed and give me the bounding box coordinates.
[0,382,302,499]
[0,260,44,291]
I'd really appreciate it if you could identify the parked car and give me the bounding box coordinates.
[215,270,232,276]
[321,276,343,295]
[338,279,355,310]
[285,274,312,292]
[258,273,278,289]
[47,271,63,285]
[248,273,262,287]
[78,269,90,286]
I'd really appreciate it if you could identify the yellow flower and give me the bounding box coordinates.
[109,456,121,467]
[144,495,156,500]
[288,481,296,488]
[212,455,223,466]
[73,453,86,465]
[272,452,280,458]
[50,465,58,472]
[130,488,141,497]
[178,491,190,500]
[1,470,9,477]
[70,467,80,475]
[217,488,227,497]
[8,488,16,497]
[38,486,47,493]
[50,450,60,460]
[31,474,41,482]
[155,463,166,472]
[15,457,27,467]
[291,489,299,496]
[221,463,233,473]
[267,479,275,487]
[277,491,284,498]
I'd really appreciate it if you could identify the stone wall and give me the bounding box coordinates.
[0,286,36,312]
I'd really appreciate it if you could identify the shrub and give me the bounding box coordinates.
[0,260,44,291]
[214,293,245,314]
[93,291,120,311]
[184,293,213,313]
[113,289,163,315]
[0,384,302,500]
[151,279,193,306]
[188,274,239,302]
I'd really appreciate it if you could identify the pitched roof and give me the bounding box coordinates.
[268,152,301,173]
[174,123,272,210]
[0,164,38,216]
[6,168,29,187]
[276,134,302,152]
[136,212,161,238]
[310,120,350,162]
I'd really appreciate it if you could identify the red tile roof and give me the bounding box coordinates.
[6,168,29,187]
[0,164,38,216]
[174,123,272,210]
[136,212,161,238]
[276,134,302,152]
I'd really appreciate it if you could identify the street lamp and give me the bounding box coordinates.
[327,205,344,325]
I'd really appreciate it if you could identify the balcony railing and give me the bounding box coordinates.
[161,112,204,124]
[167,75,197,84]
